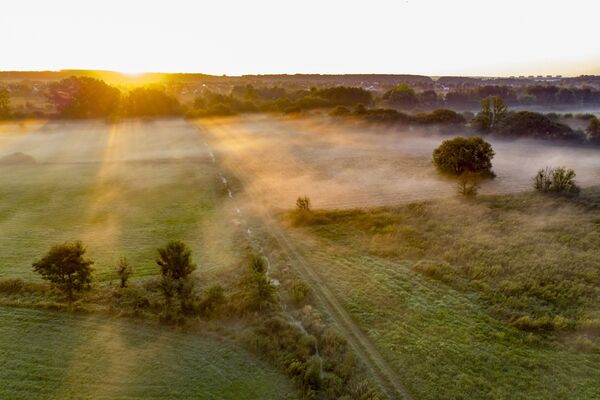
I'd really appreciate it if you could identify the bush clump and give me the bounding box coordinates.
[533,166,579,194]
[296,196,311,211]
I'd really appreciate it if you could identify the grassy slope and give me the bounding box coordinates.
[0,120,238,281]
[0,306,298,400]
[285,190,600,399]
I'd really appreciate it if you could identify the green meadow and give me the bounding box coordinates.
[0,120,238,281]
[286,190,600,399]
[0,306,298,400]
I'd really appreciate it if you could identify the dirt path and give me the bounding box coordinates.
[195,124,412,400]
[258,213,414,400]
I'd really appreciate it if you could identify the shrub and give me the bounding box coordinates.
[297,196,311,211]
[511,315,574,332]
[32,241,94,301]
[0,278,25,294]
[199,284,226,317]
[156,241,197,313]
[111,285,151,312]
[292,281,311,304]
[240,255,276,312]
[533,167,579,194]
[116,257,133,288]
[432,136,495,177]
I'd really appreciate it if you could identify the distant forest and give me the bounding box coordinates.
[1,72,600,144]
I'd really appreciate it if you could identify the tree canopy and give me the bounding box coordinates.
[432,136,495,177]
[496,111,576,140]
[383,84,418,109]
[125,87,181,117]
[157,240,196,280]
[32,241,94,300]
[472,96,507,131]
[47,76,121,118]
[586,116,600,143]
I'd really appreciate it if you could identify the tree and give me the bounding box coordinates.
[473,96,507,131]
[586,116,600,143]
[47,76,121,118]
[125,87,181,117]
[384,84,418,109]
[199,284,225,317]
[432,136,495,178]
[414,109,466,125]
[314,86,372,106]
[418,90,439,108]
[0,89,11,119]
[156,241,197,312]
[556,88,576,105]
[245,255,276,311]
[116,257,132,288]
[32,241,94,301]
[495,111,576,140]
[157,240,196,280]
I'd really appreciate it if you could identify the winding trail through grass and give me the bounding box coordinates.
[195,120,412,400]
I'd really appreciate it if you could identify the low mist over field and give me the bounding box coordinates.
[196,115,600,209]
[2,113,600,399]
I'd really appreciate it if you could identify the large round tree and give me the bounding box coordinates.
[432,136,495,178]
[32,241,94,301]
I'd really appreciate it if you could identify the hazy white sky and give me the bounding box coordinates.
[1,0,599,76]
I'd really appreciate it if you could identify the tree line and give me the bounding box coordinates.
[24,236,381,399]
[0,76,183,120]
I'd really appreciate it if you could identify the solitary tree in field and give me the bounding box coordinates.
[157,241,196,312]
[32,241,94,301]
[432,136,495,177]
[433,136,495,198]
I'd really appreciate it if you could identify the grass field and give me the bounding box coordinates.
[284,191,600,400]
[0,306,298,400]
[0,120,239,281]
[3,116,600,399]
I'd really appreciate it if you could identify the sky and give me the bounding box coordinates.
[1,0,599,76]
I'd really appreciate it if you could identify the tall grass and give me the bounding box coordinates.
[284,188,600,399]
